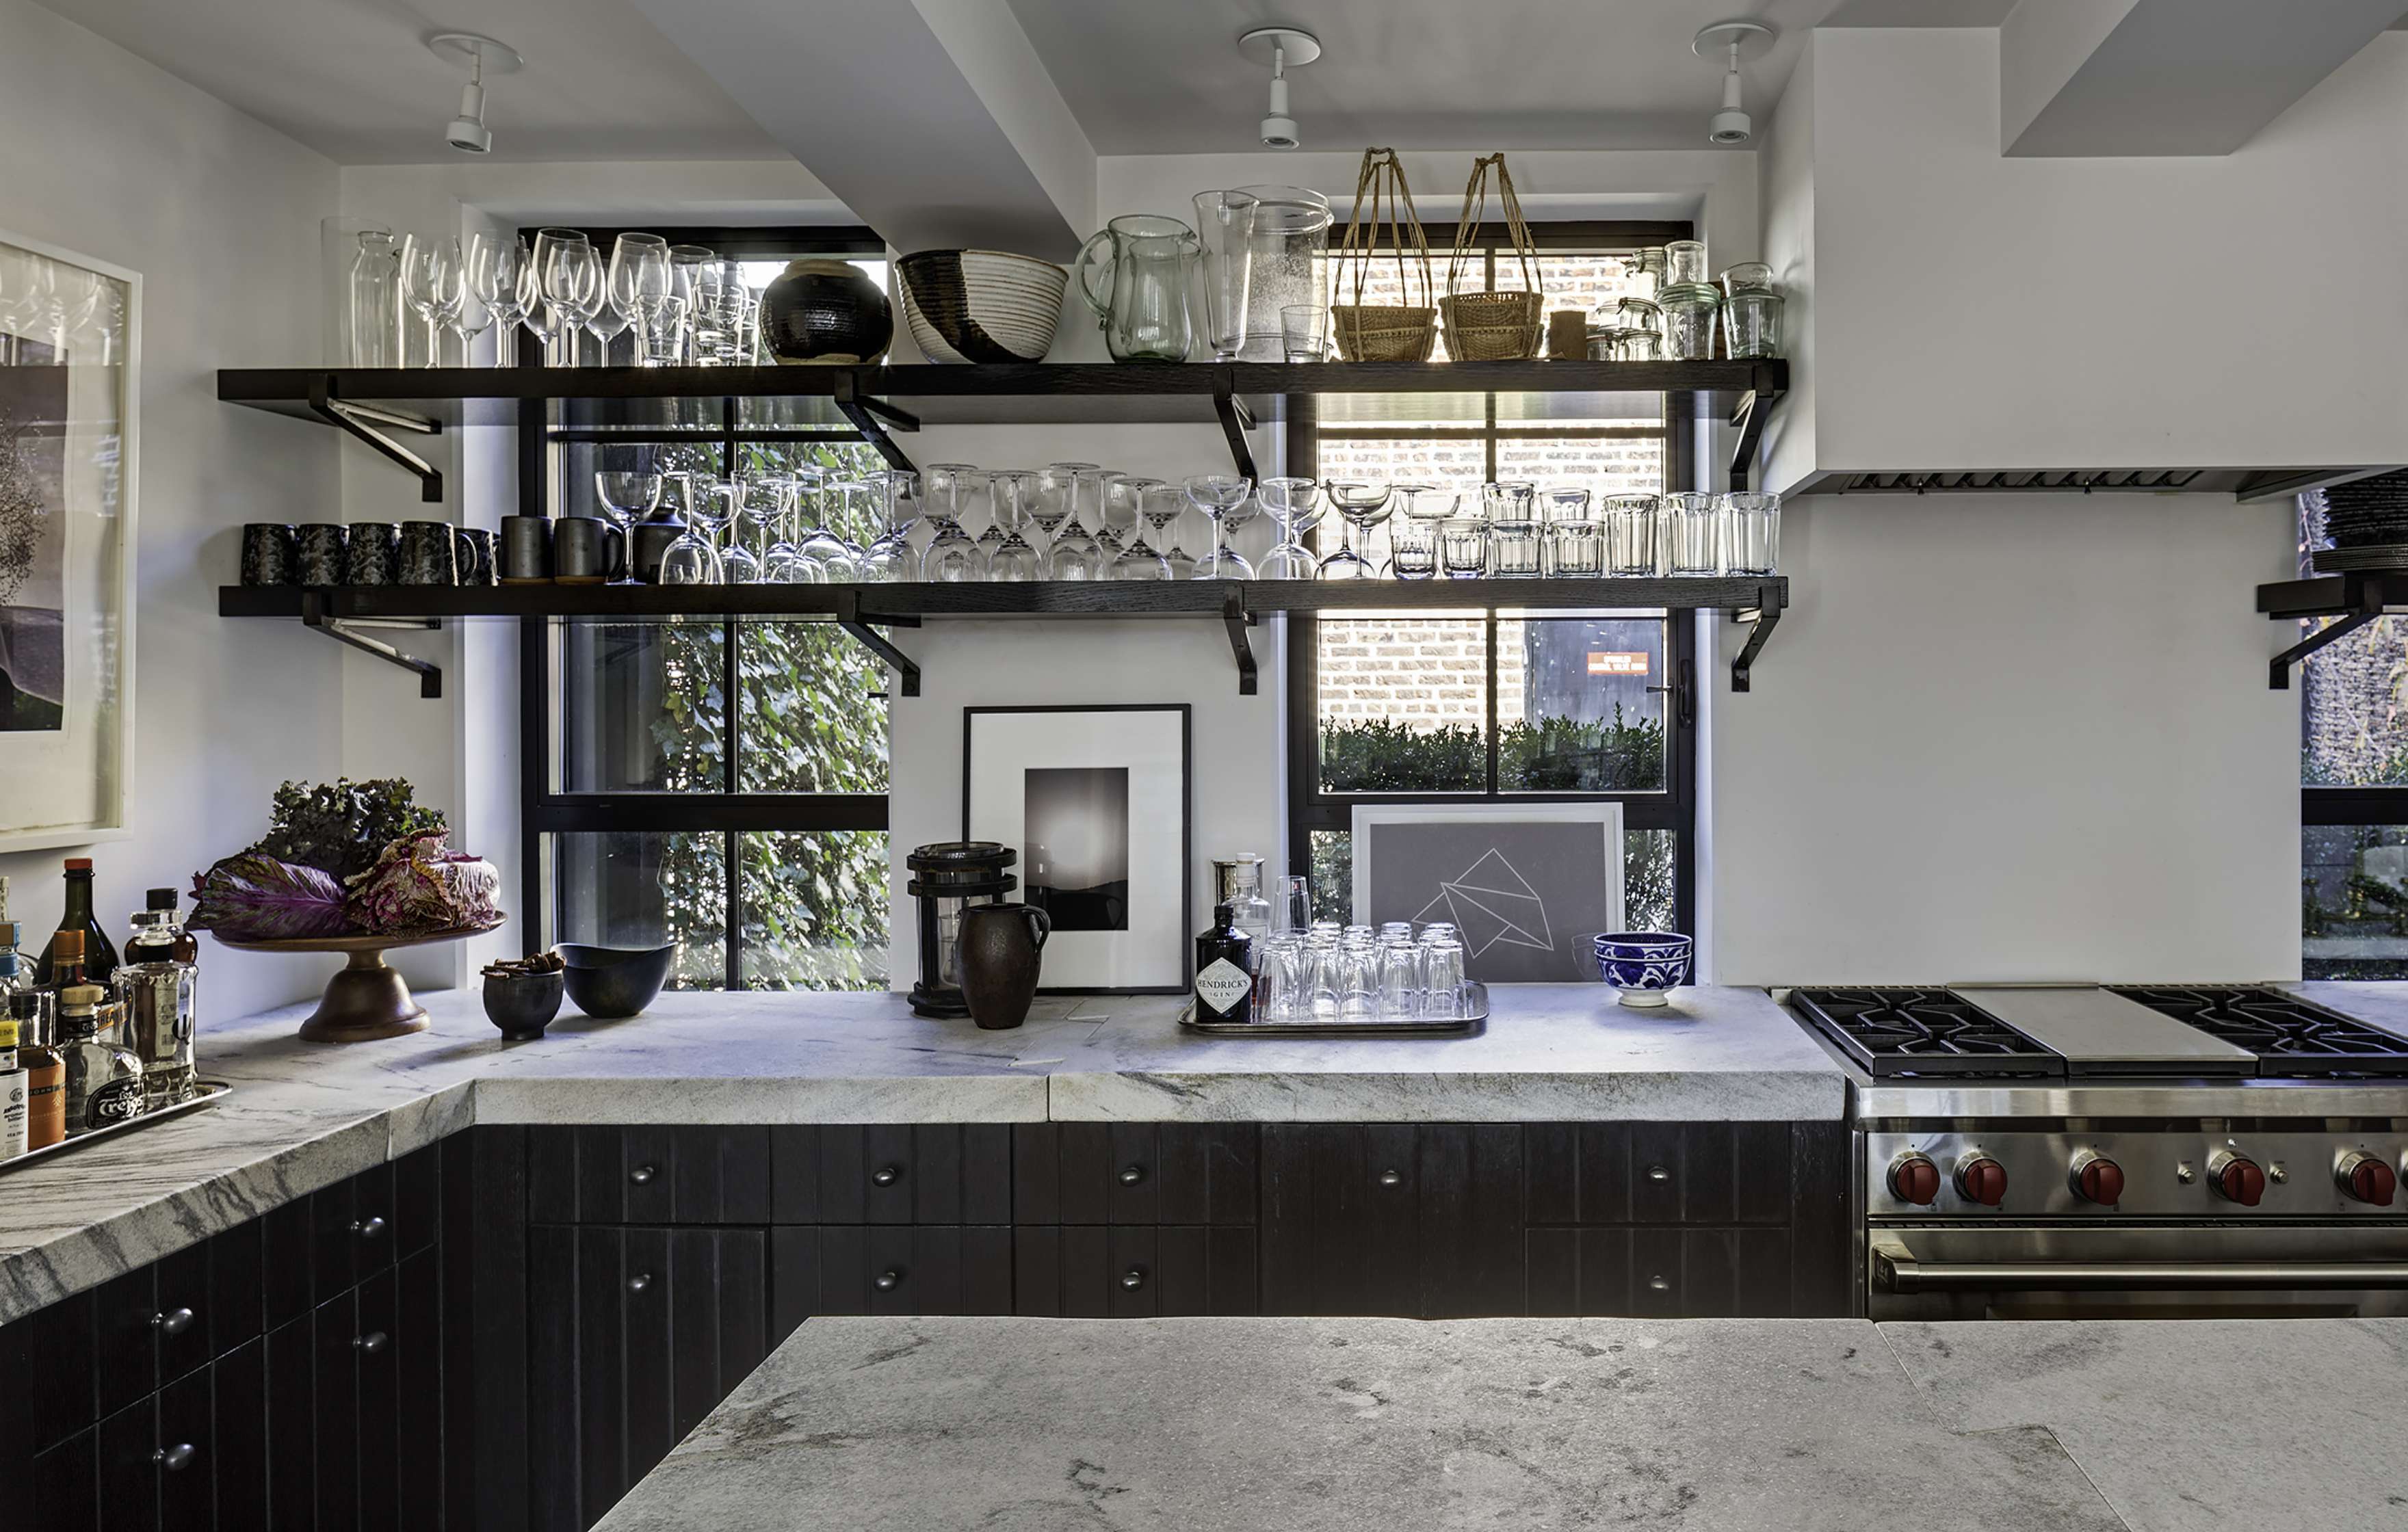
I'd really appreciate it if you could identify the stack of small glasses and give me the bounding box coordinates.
[1337,481,1781,580]
[1251,921,1474,1025]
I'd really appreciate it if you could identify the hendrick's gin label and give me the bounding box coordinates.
[1194,902,1254,1024]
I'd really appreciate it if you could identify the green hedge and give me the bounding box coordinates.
[1318,708,1666,793]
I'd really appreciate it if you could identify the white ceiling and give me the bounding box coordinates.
[32,0,784,163]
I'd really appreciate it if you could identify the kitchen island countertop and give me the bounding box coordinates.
[594,1313,2408,1532]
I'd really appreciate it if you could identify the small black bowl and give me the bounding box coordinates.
[556,943,675,1019]
[482,970,565,1040]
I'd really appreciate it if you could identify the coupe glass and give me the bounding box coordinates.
[593,470,662,537]
[467,233,532,365]
[1317,481,1392,580]
[1186,474,1257,579]
[1387,483,1448,579]
[1256,477,1323,579]
[986,471,1045,581]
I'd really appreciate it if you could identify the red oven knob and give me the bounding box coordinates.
[2210,1154,2265,1206]
[2071,1155,2124,1206]
[1888,1154,1941,1205]
[1954,1155,2008,1207]
[2338,1153,2397,1206]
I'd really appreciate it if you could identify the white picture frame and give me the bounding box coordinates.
[1351,802,1625,983]
[964,704,1191,993]
[0,227,138,852]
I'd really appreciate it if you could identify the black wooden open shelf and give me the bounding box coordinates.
[2260,570,2408,690]
[220,577,1788,701]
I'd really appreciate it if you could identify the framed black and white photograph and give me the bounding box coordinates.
[965,704,1190,992]
[0,229,137,851]
[1352,804,1625,983]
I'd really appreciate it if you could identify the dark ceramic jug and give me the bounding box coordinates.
[759,258,892,365]
[958,903,1051,1031]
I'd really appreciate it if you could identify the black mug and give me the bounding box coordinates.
[343,523,402,585]
[455,527,498,587]
[398,520,459,585]
[499,515,553,582]
[552,516,624,584]
[296,523,348,587]
[239,523,298,587]
[629,516,689,585]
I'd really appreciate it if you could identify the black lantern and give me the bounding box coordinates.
[906,841,1017,1018]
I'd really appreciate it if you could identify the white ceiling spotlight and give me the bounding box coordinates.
[1238,26,1322,150]
[1692,19,1775,146]
[428,33,523,155]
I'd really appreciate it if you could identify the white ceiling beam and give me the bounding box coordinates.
[2001,0,2406,156]
[626,0,1093,258]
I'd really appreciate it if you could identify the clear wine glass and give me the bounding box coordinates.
[467,233,531,365]
[707,477,761,583]
[398,235,460,367]
[1318,481,1394,580]
[1031,462,1091,574]
[657,467,722,583]
[668,244,717,362]
[1119,482,1188,581]
[597,233,666,367]
[1257,477,1324,579]
[536,233,601,366]
[789,467,854,579]
[1187,473,1257,579]
[527,228,589,364]
[593,469,662,540]
[986,471,1044,581]
[1101,475,1156,555]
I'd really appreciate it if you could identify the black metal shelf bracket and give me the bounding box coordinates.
[1221,589,1259,695]
[308,375,443,503]
[2270,611,2379,689]
[828,373,920,474]
[1212,369,1259,481]
[833,591,921,696]
[2260,571,2398,689]
[1727,388,1765,492]
[301,592,442,698]
[1730,581,1784,692]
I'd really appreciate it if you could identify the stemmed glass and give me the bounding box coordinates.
[594,468,662,545]
[398,235,463,367]
[709,477,762,582]
[787,466,854,580]
[924,466,988,581]
[1101,475,1155,555]
[1108,484,1176,580]
[1049,466,1115,581]
[1257,477,1324,579]
[601,234,669,367]
[1387,484,1450,579]
[1186,474,1257,579]
[1030,462,1089,574]
[657,470,724,584]
[986,471,1044,581]
[1318,481,1393,579]
[668,245,716,362]
[533,230,600,365]
[857,470,919,581]
[468,233,531,365]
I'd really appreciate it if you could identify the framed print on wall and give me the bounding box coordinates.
[965,704,1191,993]
[0,229,138,851]
[1351,803,1625,983]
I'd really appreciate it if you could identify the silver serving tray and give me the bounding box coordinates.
[0,1080,232,1176]
[1177,982,1488,1038]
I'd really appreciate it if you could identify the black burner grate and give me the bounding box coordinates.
[1788,988,2064,1079]
[2108,987,2408,1079]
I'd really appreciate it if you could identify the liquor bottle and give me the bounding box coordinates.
[119,898,199,1108]
[0,1016,25,1161]
[0,920,31,1007]
[15,992,63,1150]
[1193,902,1255,1025]
[37,858,120,988]
[56,975,144,1135]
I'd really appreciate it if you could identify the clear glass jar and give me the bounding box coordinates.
[1621,248,1666,300]
[1611,329,1661,362]
[1658,284,1721,361]
[1724,491,1781,574]
[1664,240,1708,287]
[1722,289,1783,360]
[1718,261,1773,295]
[1663,492,1721,575]
[1615,297,1661,335]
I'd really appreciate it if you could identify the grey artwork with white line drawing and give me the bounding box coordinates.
[1352,804,1625,983]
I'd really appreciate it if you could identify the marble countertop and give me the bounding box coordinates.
[596,1313,2408,1531]
[0,983,1840,1323]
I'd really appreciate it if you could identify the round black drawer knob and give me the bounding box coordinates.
[155,1443,197,1472]
[1121,1267,1147,1291]
[1118,1165,1146,1187]
[874,1269,904,1292]
[629,1273,652,1293]
[1377,1169,1403,1187]
[629,1165,656,1185]
[872,1165,902,1187]
[151,1307,196,1337]
[354,1332,389,1354]
[352,1215,388,1240]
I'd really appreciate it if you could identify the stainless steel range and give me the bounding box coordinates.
[1784,984,2408,1320]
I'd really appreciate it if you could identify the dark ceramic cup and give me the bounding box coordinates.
[499,515,553,582]
[239,523,298,586]
[398,520,459,585]
[343,523,402,585]
[552,516,624,584]
[296,523,348,587]
[629,516,688,585]
[455,527,498,587]
[958,903,1051,1030]
[482,970,565,1041]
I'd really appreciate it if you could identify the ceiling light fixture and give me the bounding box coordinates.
[1692,19,1775,146]
[1238,26,1322,150]
[428,33,523,156]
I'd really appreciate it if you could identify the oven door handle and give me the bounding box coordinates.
[1872,1239,2408,1293]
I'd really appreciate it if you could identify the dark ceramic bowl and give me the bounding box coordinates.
[555,942,676,1019]
[482,970,566,1040]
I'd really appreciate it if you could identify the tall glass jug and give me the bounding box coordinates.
[1073,215,1196,362]
[348,229,401,367]
[1190,192,1259,362]
[1233,185,1330,362]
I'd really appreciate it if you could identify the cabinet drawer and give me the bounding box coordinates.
[1526,1122,1795,1227]
[768,1124,1011,1225]
[311,1165,397,1298]
[1014,1226,1259,1318]
[529,1126,774,1225]
[0,1286,96,1453]
[1014,1123,1259,1226]
[1528,1225,1796,1318]
[31,1425,98,1532]
[772,1225,1012,1324]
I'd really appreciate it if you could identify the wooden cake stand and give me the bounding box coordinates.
[218,923,503,1043]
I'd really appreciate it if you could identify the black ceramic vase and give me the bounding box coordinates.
[759,259,891,365]
[957,903,1051,1031]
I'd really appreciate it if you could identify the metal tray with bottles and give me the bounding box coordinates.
[0,1081,233,1176]
[1176,982,1489,1038]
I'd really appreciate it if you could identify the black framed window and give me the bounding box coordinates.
[519,225,895,990]
[1286,224,1698,939]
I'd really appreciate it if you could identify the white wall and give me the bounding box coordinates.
[0,0,343,1015]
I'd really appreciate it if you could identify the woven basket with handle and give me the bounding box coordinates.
[1329,148,1437,362]
[1440,153,1544,361]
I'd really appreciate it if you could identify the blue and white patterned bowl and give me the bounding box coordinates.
[1593,932,1692,1007]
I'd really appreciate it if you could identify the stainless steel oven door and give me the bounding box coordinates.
[1866,1224,2408,1321]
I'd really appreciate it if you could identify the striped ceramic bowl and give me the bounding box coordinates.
[895,250,1067,365]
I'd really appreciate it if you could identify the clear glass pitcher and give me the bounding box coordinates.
[1073,215,1197,362]
[1233,185,1330,361]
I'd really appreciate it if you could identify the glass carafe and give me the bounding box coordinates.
[348,230,401,367]
[1073,215,1198,362]
[1233,185,1331,362]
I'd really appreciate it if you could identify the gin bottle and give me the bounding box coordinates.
[120,898,198,1107]
[1193,903,1255,1025]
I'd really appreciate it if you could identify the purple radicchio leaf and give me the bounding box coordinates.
[187,854,353,940]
